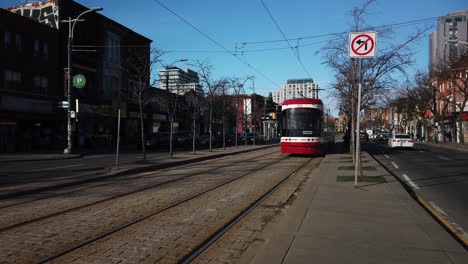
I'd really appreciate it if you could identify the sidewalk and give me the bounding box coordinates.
[416,141,468,152]
[0,144,139,162]
[240,152,468,264]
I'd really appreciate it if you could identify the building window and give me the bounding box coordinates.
[34,40,40,56]
[43,41,48,58]
[15,34,22,51]
[105,33,121,65]
[4,32,12,48]
[4,70,22,89]
[34,75,49,94]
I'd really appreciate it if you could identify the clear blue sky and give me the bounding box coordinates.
[4,0,467,115]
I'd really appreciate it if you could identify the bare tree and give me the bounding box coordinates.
[212,79,231,149]
[318,0,429,155]
[122,47,165,161]
[433,52,468,143]
[229,76,255,147]
[191,59,229,151]
[167,80,184,158]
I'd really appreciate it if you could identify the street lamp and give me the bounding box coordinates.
[61,7,103,154]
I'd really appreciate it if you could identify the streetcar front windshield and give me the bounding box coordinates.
[282,108,322,137]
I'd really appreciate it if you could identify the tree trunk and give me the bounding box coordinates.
[235,102,239,147]
[170,117,174,158]
[193,109,196,155]
[209,99,213,152]
[458,106,465,144]
[440,114,446,143]
[222,100,226,150]
[139,93,146,161]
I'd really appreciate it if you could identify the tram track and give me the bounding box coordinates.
[30,155,316,264]
[179,157,316,264]
[0,150,304,263]
[0,148,279,210]
[0,149,279,232]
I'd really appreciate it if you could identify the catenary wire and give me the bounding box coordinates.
[241,16,440,45]
[258,0,312,79]
[151,0,280,88]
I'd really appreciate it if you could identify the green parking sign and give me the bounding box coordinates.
[73,74,86,88]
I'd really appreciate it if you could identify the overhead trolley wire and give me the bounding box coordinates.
[241,16,440,45]
[258,0,313,79]
[152,0,280,88]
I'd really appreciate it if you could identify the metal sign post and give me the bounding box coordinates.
[349,32,376,186]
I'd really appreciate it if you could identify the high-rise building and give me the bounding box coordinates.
[429,10,468,70]
[272,78,319,105]
[158,67,203,95]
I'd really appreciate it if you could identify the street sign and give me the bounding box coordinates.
[58,101,69,108]
[349,32,376,58]
[73,74,86,88]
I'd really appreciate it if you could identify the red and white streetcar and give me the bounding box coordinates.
[280,98,334,155]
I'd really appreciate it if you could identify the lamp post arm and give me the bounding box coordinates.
[71,9,94,38]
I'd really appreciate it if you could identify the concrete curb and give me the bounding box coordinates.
[415,142,468,153]
[367,151,468,250]
[0,145,277,200]
[0,154,83,162]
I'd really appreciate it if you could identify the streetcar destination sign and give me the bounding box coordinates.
[349,32,376,58]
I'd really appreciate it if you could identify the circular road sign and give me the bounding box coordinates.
[349,32,376,58]
[73,74,86,88]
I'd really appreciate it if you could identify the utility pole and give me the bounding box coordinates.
[61,7,103,154]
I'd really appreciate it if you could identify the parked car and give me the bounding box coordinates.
[374,132,390,142]
[359,132,369,142]
[239,132,257,144]
[145,132,171,149]
[388,134,414,149]
[176,131,192,146]
[198,134,216,146]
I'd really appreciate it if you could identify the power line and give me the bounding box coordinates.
[151,0,280,88]
[166,39,330,54]
[259,0,312,79]
[73,45,149,48]
[241,16,440,45]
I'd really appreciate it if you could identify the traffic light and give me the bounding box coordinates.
[272,113,276,120]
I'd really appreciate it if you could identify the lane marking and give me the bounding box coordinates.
[31,164,84,172]
[391,162,399,169]
[402,174,419,190]
[439,156,449,160]
[384,154,389,159]
[426,201,468,245]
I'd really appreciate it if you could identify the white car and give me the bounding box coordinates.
[388,134,414,149]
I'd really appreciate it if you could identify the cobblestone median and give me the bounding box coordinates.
[48,156,311,263]
[0,150,282,263]
[0,149,278,230]
[192,158,323,264]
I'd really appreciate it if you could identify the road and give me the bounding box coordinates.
[365,140,468,243]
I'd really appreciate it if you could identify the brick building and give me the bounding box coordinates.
[1,0,152,152]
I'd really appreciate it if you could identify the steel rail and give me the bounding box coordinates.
[33,155,292,264]
[0,150,279,232]
[179,157,315,263]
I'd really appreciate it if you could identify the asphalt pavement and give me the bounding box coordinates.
[367,140,468,247]
[239,141,468,264]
